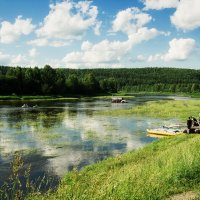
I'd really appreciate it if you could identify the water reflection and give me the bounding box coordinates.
[0,97,167,185]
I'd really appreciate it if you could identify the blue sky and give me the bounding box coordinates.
[0,0,200,69]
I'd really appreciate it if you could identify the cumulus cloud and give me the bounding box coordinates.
[27,38,71,47]
[0,50,38,67]
[0,16,35,44]
[142,0,179,10]
[36,1,100,40]
[10,54,29,66]
[29,48,38,57]
[63,39,131,64]
[171,0,200,31]
[148,38,196,62]
[0,51,11,64]
[62,6,168,67]
[63,27,161,65]
[136,54,146,61]
[93,21,102,36]
[111,7,152,35]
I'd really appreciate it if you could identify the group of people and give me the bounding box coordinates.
[186,116,200,133]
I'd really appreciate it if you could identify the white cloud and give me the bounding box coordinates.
[93,21,102,36]
[171,0,200,31]
[10,54,34,66]
[0,51,10,64]
[143,0,179,10]
[148,38,196,62]
[36,1,100,40]
[111,7,152,35]
[29,48,38,57]
[62,6,168,68]
[28,38,48,46]
[63,27,161,66]
[63,39,130,64]
[27,38,70,47]
[128,27,162,44]
[136,54,146,61]
[0,50,38,67]
[0,16,35,44]
[163,38,196,61]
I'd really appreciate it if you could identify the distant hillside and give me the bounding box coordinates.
[0,66,200,95]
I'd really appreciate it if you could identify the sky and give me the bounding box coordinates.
[0,0,200,69]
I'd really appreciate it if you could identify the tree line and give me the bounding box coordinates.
[0,65,200,95]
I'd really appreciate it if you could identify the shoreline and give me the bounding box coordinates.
[0,92,193,100]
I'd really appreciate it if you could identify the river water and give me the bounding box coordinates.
[0,96,185,187]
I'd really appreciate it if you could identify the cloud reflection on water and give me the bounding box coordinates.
[0,100,157,178]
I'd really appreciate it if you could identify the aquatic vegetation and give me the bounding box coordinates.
[103,124,118,131]
[0,153,58,200]
[92,95,135,99]
[100,100,200,122]
[0,121,4,128]
[84,130,98,140]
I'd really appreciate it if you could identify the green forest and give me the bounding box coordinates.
[0,65,200,95]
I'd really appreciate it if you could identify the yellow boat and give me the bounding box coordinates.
[147,129,185,137]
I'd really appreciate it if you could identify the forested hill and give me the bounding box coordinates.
[0,65,200,95]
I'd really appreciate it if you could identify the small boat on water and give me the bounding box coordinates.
[22,104,28,108]
[112,97,127,103]
[147,129,184,136]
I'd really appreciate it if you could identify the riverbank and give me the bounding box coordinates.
[0,95,80,101]
[1,92,199,101]
[25,134,200,200]
[0,94,136,102]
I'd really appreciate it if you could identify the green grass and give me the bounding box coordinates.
[0,95,79,101]
[191,93,200,98]
[100,100,200,121]
[25,135,200,200]
[0,95,21,100]
[92,95,135,100]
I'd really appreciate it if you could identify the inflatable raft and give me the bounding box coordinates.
[147,129,184,136]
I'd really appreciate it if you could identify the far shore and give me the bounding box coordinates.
[0,92,199,101]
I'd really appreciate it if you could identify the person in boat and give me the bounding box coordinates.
[192,116,199,126]
[187,116,194,133]
[22,104,28,108]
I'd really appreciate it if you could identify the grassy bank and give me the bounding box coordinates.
[0,95,79,101]
[0,94,135,101]
[118,91,200,97]
[100,100,200,121]
[26,134,200,200]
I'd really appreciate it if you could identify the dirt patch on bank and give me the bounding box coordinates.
[167,191,198,200]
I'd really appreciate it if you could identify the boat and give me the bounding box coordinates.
[22,104,28,108]
[147,129,184,136]
[112,97,127,103]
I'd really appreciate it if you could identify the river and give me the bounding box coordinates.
[0,96,185,188]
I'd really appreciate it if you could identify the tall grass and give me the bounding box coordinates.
[0,153,57,200]
[25,135,200,200]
